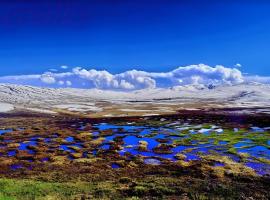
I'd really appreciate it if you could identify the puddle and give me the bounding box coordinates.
[234,140,253,148]
[185,153,201,161]
[100,144,110,150]
[10,164,23,170]
[250,127,264,132]
[237,146,270,159]
[19,141,37,151]
[59,144,82,153]
[65,136,74,142]
[245,161,270,176]
[0,129,12,135]
[219,141,228,145]
[41,157,49,162]
[44,138,51,143]
[8,150,16,157]
[111,163,121,169]
[213,162,225,167]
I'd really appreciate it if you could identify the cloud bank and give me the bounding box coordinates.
[0,64,267,90]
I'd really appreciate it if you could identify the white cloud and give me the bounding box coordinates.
[61,65,68,69]
[169,64,243,85]
[244,75,270,84]
[40,73,56,84]
[58,80,64,85]
[234,63,242,68]
[49,68,58,72]
[66,80,72,86]
[0,64,267,90]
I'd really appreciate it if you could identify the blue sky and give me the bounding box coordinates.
[0,0,270,77]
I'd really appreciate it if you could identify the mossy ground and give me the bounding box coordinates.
[0,175,269,200]
[0,112,269,199]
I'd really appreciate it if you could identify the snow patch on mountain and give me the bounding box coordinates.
[0,102,14,113]
[0,82,270,114]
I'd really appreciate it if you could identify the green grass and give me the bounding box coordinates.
[0,173,269,199]
[0,178,118,200]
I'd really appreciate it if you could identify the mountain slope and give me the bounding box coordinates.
[0,83,270,115]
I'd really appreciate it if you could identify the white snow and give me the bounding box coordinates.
[120,109,154,112]
[54,104,103,112]
[24,108,57,114]
[0,102,14,112]
[0,82,270,114]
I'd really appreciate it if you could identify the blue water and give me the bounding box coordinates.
[59,144,82,152]
[123,135,140,146]
[10,164,23,170]
[0,129,12,135]
[1,121,268,176]
[100,144,110,150]
[250,127,264,132]
[83,151,88,158]
[44,138,51,143]
[41,157,49,162]
[214,162,225,167]
[105,134,119,142]
[237,146,270,159]
[93,123,121,131]
[92,131,99,136]
[246,161,270,176]
[94,123,146,132]
[111,163,121,169]
[141,138,159,150]
[19,141,37,151]
[93,123,216,163]
[153,134,167,140]
[83,122,270,175]
[219,141,228,145]
[65,136,74,142]
[8,150,16,157]
[234,140,253,148]
[185,153,201,161]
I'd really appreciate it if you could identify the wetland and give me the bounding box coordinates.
[0,111,269,199]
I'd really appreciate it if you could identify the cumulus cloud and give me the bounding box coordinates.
[40,73,56,84]
[170,64,243,85]
[234,63,242,68]
[0,63,266,90]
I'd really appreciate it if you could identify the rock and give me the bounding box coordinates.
[74,158,99,164]
[177,160,191,167]
[90,137,105,146]
[138,140,148,151]
[225,170,234,177]
[7,143,20,148]
[175,153,187,160]
[70,153,82,159]
[153,144,173,154]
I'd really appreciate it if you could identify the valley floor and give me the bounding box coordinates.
[0,110,269,199]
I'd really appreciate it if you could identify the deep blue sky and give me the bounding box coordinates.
[0,0,270,76]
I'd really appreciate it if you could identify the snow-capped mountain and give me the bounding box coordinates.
[0,83,270,114]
